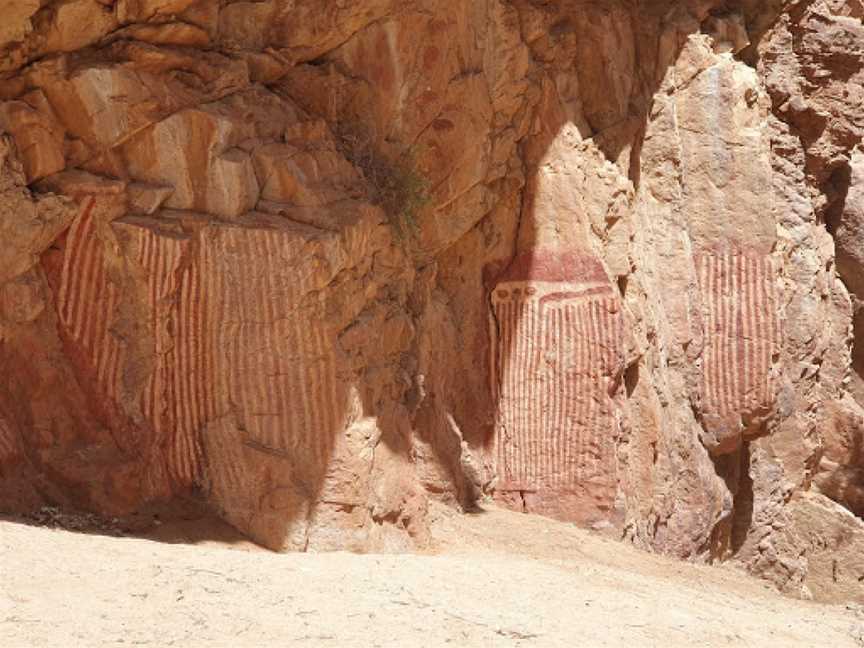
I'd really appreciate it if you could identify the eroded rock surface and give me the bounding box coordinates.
[3,0,864,603]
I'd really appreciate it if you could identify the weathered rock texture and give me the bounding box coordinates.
[3,0,864,602]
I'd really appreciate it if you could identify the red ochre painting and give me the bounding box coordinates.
[489,251,624,518]
[49,207,345,496]
[695,252,780,428]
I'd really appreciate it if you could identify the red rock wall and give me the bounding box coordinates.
[2,0,864,602]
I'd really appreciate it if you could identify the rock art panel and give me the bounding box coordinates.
[181,221,349,548]
[489,252,623,522]
[54,197,127,411]
[49,203,358,542]
[695,251,780,451]
[128,222,204,488]
[49,200,199,490]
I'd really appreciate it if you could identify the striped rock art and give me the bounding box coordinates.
[54,197,127,411]
[183,221,349,543]
[132,223,204,488]
[695,252,779,439]
[52,206,352,538]
[489,252,624,517]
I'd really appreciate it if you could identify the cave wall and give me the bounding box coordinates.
[3,0,864,602]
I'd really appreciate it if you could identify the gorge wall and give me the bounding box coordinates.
[3,0,864,603]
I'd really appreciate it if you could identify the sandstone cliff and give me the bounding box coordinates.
[3,0,864,603]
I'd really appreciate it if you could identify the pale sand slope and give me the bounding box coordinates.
[2,503,863,648]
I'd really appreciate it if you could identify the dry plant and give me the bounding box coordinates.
[337,125,431,237]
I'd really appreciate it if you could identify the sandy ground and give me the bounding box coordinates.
[2,503,863,647]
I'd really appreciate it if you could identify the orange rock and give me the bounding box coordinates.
[2,0,864,604]
[0,96,65,182]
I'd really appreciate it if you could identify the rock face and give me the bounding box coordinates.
[489,251,624,521]
[4,0,864,601]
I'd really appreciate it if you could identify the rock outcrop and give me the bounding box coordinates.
[3,0,864,602]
